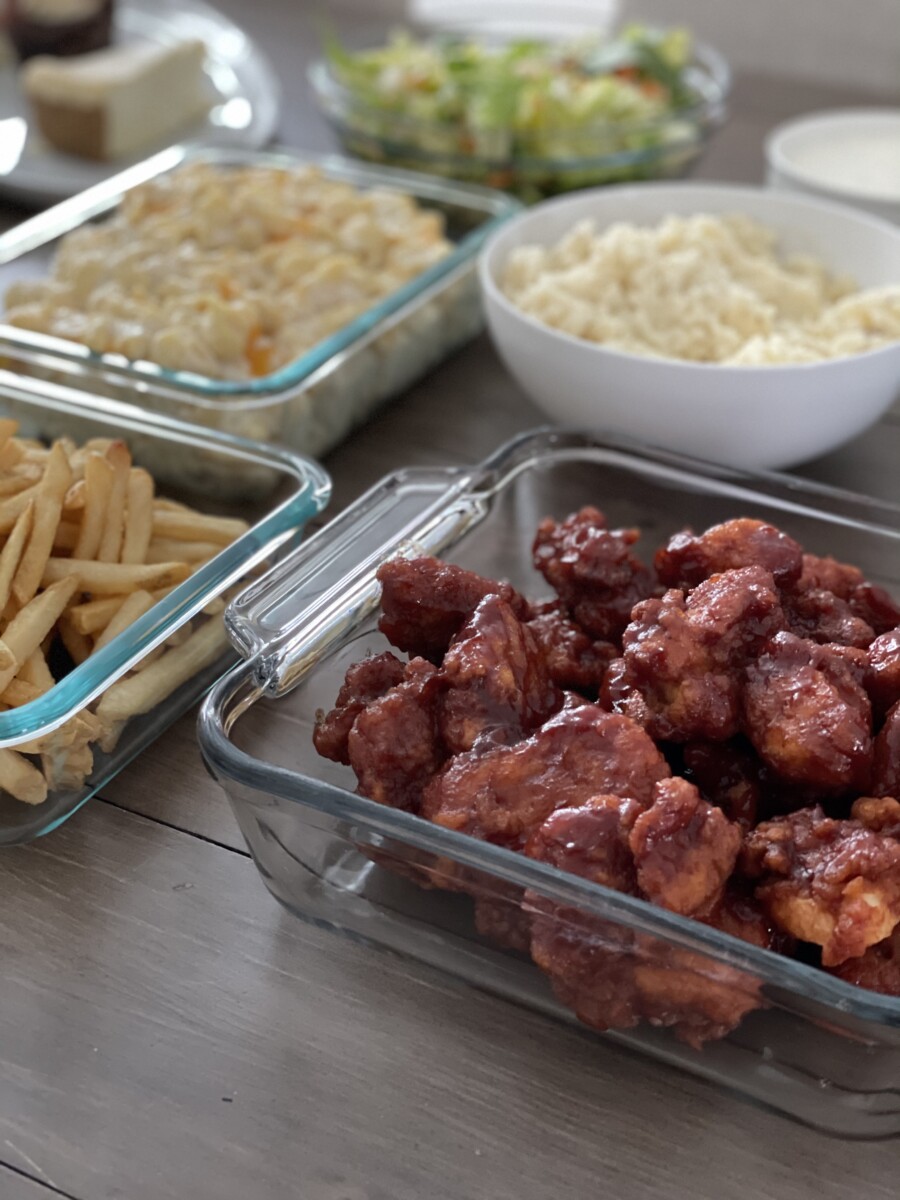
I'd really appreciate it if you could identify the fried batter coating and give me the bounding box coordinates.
[347,658,445,812]
[852,795,900,839]
[741,806,900,965]
[438,596,561,754]
[526,607,617,693]
[796,553,863,599]
[526,795,644,1032]
[473,888,533,955]
[314,651,407,764]
[782,583,874,648]
[868,630,900,716]
[613,567,783,742]
[851,582,900,637]
[682,740,761,829]
[630,778,742,917]
[830,926,900,995]
[743,632,873,793]
[532,507,654,641]
[872,702,900,799]
[376,556,528,663]
[422,705,669,849]
[655,518,802,591]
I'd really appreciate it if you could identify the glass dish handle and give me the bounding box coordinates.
[225,464,481,696]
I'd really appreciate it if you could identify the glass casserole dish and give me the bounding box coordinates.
[200,429,900,1139]
[0,368,330,845]
[0,145,519,459]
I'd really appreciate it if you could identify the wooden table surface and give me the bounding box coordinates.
[2,5,900,1198]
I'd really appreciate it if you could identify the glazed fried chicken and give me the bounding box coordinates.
[376,556,528,662]
[347,658,445,812]
[314,651,407,764]
[741,807,900,965]
[532,506,654,641]
[608,566,783,742]
[438,595,561,754]
[422,704,669,849]
[681,740,761,829]
[525,606,617,693]
[742,632,873,793]
[629,778,741,917]
[830,926,900,996]
[872,702,900,798]
[852,795,900,839]
[655,518,803,591]
[868,630,900,716]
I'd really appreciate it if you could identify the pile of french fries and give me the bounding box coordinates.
[0,419,248,806]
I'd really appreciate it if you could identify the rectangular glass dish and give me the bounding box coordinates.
[200,429,900,1139]
[0,145,518,458]
[0,369,330,845]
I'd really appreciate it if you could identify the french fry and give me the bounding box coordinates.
[151,509,249,544]
[97,441,131,563]
[0,679,43,706]
[0,472,39,499]
[0,500,34,613]
[18,648,54,692]
[53,520,80,553]
[0,417,20,448]
[93,589,155,653]
[72,452,114,560]
[12,441,73,606]
[42,558,192,594]
[97,617,230,722]
[42,741,93,791]
[0,575,80,693]
[0,747,48,805]
[0,484,40,535]
[121,468,154,564]
[63,478,86,512]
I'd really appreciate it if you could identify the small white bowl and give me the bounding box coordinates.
[766,109,900,225]
[479,182,900,471]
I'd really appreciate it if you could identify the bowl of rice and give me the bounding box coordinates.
[479,182,900,469]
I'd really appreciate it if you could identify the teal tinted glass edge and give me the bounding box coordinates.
[0,474,330,747]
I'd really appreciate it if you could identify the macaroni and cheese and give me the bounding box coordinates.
[4,162,454,381]
[501,213,900,365]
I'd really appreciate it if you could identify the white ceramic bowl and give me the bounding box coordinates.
[766,109,900,225]
[479,182,900,470]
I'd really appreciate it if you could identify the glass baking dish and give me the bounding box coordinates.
[0,368,330,845]
[198,428,900,1139]
[0,145,519,458]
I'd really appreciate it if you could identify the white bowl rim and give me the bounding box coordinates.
[765,107,900,205]
[479,179,900,375]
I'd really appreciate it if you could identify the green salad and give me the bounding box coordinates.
[316,26,723,199]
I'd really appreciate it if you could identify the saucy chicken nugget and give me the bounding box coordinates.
[347,658,445,812]
[377,556,528,663]
[422,705,669,849]
[438,595,561,754]
[743,632,873,793]
[525,795,645,1032]
[830,926,900,995]
[629,778,742,917]
[612,567,784,742]
[781,582,874,649]
[741,806,900,966]
[525,605,617,693]
[532,506,654,642]
[851,581,900,637]
[314,651,407,765]
[796,553,864,599]
[871,702,900,799]
[655,517,803,591]
[868,629,900,716]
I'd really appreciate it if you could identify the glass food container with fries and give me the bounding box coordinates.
[0,146,519,468]
[200,429,900,1138]
[0,369,330,845]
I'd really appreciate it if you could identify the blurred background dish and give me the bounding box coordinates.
[766,109,900,225]
[0,0,279,206]
[309,24,729,203]
[480,182,900,470]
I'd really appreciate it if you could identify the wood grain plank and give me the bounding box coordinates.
[2,800,898,1200]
